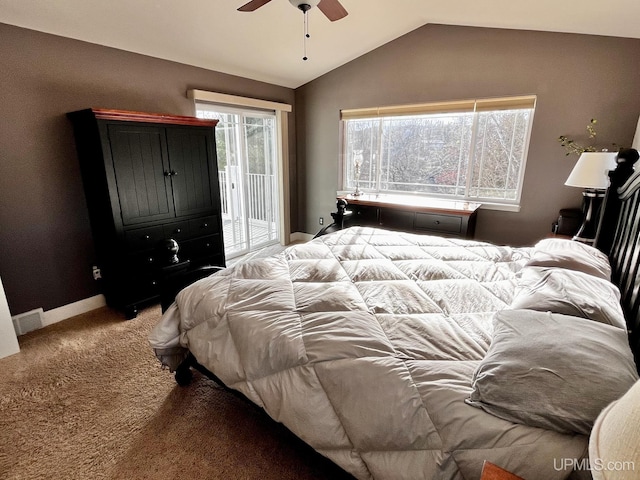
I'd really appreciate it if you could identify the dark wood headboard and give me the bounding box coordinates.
[595,148,640,365]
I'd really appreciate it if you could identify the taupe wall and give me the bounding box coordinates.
[295,24,640,245]
[2,21,640,317]
[0,23,296,315]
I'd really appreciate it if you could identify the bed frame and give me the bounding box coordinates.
[159,265,228,386]
[595,148,640,367]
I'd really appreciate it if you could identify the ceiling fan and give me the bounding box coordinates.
[238,0,348,22]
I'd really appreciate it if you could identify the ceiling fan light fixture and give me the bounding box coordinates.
[239,0,347,21]
[289,0,320,11]
[237,0,347,61]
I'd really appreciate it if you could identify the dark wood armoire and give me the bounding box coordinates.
[68,108,225,318]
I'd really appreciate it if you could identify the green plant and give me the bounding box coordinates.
[558,119,600,156]
[558,118,622,156]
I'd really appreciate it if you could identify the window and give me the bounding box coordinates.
[341,96,536,206]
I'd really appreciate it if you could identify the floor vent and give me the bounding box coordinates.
[12,308,44,335]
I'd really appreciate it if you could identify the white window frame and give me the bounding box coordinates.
[188,89,292,244]
[339,95,536,211]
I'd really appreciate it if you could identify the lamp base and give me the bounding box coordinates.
[572,234,596,246]
[572,189,605,245]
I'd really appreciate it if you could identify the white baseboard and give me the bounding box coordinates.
[42,294,106,327]
[14,234,312,334]
[290,232,313,243]
[10,234,313,335]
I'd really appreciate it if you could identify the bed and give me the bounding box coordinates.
[149,149,640,480]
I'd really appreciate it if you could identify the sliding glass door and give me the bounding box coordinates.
[196,105,280,258]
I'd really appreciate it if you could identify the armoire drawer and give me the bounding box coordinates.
[127,251,161,271]
[124,225,164,251]
[122,273,160,303]
[181,234,222,260]
[162,221,191,242]
[189,215,219,237]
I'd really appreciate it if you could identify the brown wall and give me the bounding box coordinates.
[2,21,640,316]
[295,24,640,245]
[0,23,296,315]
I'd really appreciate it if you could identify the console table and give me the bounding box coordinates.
[336,194,481,239]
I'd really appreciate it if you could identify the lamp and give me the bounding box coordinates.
[632,114,640,150]
[589,380,640,480]
[565,151,617,245]
[353,150,363,196]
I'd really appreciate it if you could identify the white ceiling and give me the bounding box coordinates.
[1,0,640,89]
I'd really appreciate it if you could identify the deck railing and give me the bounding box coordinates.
[218,170,277,223]
[219,170,229,216]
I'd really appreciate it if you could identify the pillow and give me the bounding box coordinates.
[466,309,638,435]
[527,238,612,280]
[511,266,626,329]
[534,238,610,264]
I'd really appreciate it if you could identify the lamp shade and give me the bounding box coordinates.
[565,152,618,189]
[589,380,640,480]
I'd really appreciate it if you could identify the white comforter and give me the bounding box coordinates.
[150,227,589,480]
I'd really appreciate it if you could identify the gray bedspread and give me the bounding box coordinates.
[150,227,591,479]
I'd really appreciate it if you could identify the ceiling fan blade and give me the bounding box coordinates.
[317,0,348,21]
[237,0,273,12]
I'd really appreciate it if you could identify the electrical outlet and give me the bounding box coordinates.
[92,266,102,280]
[319,217,324,225]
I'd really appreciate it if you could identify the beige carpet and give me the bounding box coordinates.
[0,305,353,480]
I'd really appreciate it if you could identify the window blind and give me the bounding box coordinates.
[340,95,536,120]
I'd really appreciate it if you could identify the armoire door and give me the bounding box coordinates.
[165,127,219,218]
[107,124,176,226]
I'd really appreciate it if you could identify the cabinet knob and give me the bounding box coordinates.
[434,220,440,225]
[175,228,181,233]
[147,257,154,263]
[202,223,208,228]
[144,235,151,240]
[164,170,178,177]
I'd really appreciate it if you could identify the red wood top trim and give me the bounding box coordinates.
[88,108,219,127]
[339,193,481,217]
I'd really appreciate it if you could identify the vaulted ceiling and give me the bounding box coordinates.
[1,0,639,88]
